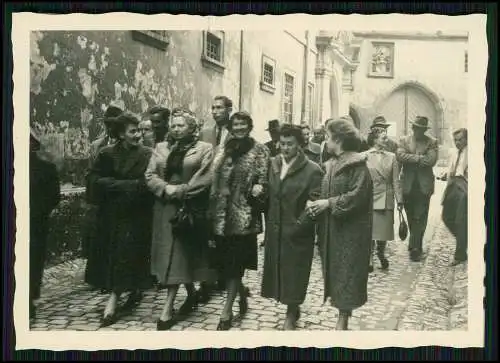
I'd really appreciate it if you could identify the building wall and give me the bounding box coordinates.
[30,30,317,186]
[350,34,468,151]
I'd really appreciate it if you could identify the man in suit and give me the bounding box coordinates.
[89,105,123,165]
[145,105,171,146]
[396,116,439,262]
[30,128,61,320]
[438,128,468,266]
[197,95,234,301]
[299,123,321,165]
[199,95,232,151]
[264,120,281,157]
[369,116,398,153]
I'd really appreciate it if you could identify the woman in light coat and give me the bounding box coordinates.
[364,127,403,271]
[145,108,216,330]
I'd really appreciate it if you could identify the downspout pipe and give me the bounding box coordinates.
[239,30,244,110]
[301,31,310,124]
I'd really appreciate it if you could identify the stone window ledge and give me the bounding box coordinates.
[201,54,225,73]
[260,81,276,94]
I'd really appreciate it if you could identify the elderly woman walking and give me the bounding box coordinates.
[210,111,270,330]
[364,125,403,272]
[306,118,373,330]
[145,108,216,330]
[261,124,323,330]
[86,112,155,327]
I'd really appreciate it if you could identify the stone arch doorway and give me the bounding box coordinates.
[376,82,444,143]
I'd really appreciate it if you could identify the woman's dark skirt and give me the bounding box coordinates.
[214,234,258,279]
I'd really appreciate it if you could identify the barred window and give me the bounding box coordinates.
[206,33,222,62]
[283,74,294,123]
[260,55,276,93]
[263,63,274,85]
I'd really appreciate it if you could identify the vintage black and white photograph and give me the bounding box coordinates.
[13,12,486,350]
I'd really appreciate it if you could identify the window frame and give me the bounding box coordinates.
[260,54,277,94]
[201,30,226,73]
[282,71,295,124]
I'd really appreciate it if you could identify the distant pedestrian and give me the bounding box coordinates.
[438,128,468,266]
[261,124,323,330]
[299,123,321,165]
[209,111,270,330]
[264,119,282,157]
[29,128,61,320]
[86,112,155,327]
[364,126,403,272]
[396,116,438,262]
[308,117,373,330]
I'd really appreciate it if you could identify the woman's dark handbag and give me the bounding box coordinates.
[170,203,194,238]
[398,207,408,241]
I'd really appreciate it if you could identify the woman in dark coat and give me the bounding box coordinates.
[145,108,216,330]
[210,111,270,330]
[261,124,323,330]
[30,128,61,320]
[86,112,154,327]
[306,118,373,330]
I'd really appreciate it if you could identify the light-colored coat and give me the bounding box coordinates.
[396,134,438,197]
[364,148,402,210]
[144,140,216,284]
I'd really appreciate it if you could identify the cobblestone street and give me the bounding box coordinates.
[30,179,468,332]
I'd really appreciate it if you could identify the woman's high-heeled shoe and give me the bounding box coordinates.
[178,295,198,316]
[157,317,177,331]
[216,314,233,331]
[239,286,251,316]
[100,312,118,328]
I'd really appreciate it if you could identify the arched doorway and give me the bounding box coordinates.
[377,83,443,143]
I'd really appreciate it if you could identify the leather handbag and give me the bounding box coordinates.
[398,207,408,241]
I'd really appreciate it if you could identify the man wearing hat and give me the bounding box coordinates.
[264,119,281,157]
[89,105,124,165]
[30,128,61,320]
[396,116,439,262]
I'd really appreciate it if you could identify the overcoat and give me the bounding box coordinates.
[396,134,438,197]
[261,150,324,305]
[317,152,373,311]
[85,142,154,292]
[30,151,61,300]
[145,140,217,285]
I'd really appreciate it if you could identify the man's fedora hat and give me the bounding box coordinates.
[411,116,431,129]
[370,116,390,129]
[266,119,280,131]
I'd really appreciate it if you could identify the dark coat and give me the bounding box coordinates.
[30,151,61,300]
[85,142,154,292]
[396,134,438,197]
[303,141,321,165]
[261,150,324,305]
[264,140,281,157]
[317,152,373,311]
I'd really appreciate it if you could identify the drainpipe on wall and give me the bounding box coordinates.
[239,30,244,110]
[301,31,310,124]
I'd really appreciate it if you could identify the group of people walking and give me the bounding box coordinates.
[29,93,468,331]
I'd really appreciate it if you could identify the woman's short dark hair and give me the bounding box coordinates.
[326,118,361,152]
[228,111,254,132]
[109,112,140,139]
[279,124,306,147]
[366,127,387,148]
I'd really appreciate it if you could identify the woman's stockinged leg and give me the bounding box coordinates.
[160,285,179,321]
[104,290,122,317]
[336,309,351,330]
[221,278,240,321]
[283,304,300,330]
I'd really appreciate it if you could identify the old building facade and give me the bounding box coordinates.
[346,30,469,153]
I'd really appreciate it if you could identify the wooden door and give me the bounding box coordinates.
[378,86,439,141]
